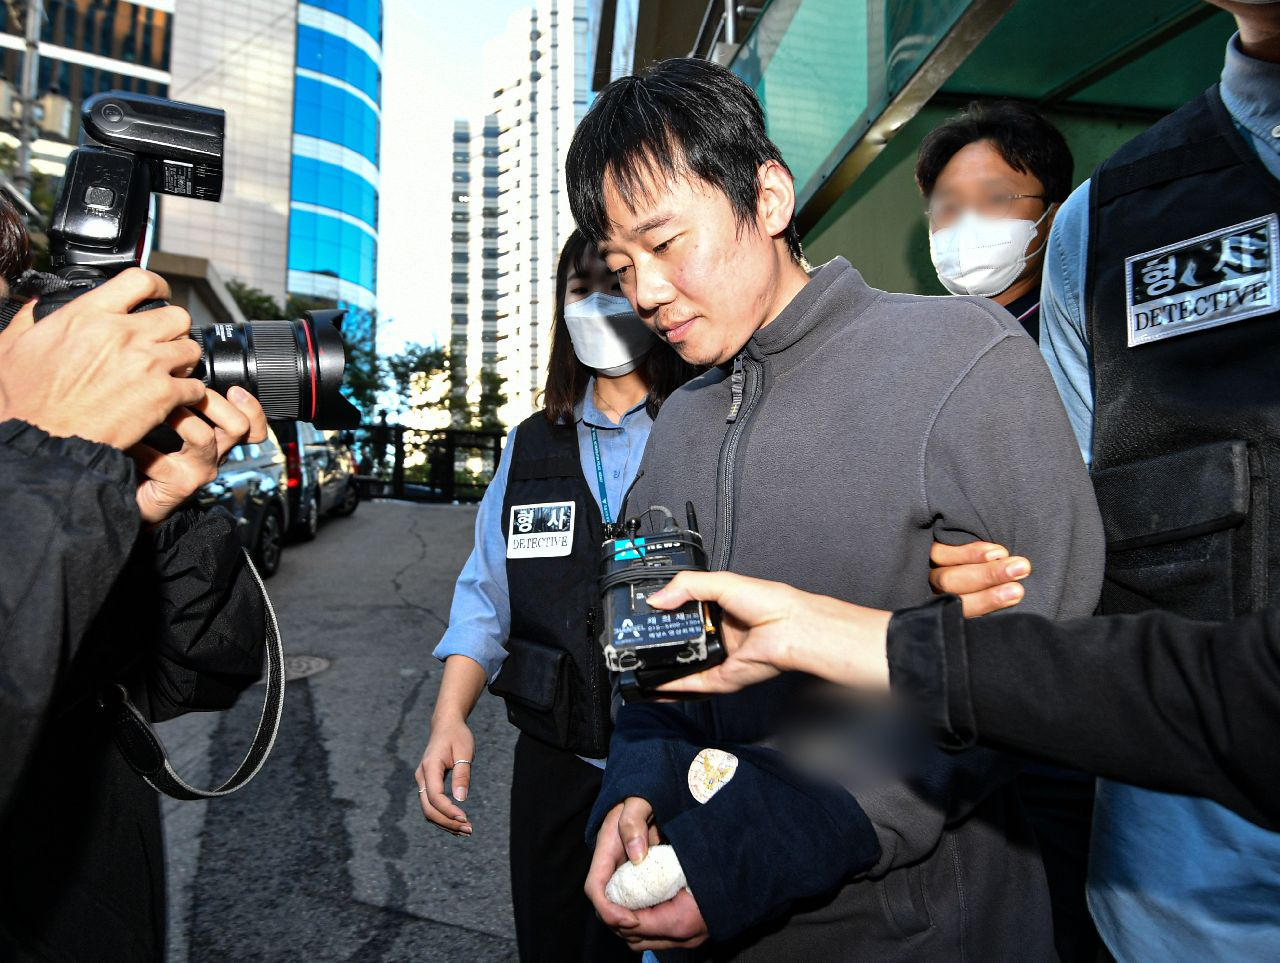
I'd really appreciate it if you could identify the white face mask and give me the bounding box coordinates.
[929,206,1053,298]
[562,292,658,376]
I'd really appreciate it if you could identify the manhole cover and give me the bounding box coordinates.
[257,654,332,683]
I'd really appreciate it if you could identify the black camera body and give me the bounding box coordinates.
[597,504,724,702]
[31,91,359,429]
[48,92,223,276]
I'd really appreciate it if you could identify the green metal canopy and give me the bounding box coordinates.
[943,0,1231,112]
[727,0,1236,231]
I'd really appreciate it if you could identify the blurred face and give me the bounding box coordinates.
[598,163,798,367]
[928,139,1053,281]
[565,244,622,304]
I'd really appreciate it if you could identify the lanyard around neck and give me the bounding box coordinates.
[589,426,613,524]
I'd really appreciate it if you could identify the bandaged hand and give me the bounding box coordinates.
[585,797,709,951]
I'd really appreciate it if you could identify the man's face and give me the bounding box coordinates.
[927,139,1053,286]
[598,169,782,367]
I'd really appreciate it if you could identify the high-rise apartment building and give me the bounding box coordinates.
[474,114,501,408]
[448,115,502,426]
[462,0,590,426]
[449,118,471,419]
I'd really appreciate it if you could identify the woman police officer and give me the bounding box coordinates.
[415,229,697,962]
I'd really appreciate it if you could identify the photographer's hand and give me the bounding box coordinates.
[128,386,267,525]
[649,571,891,696]
[0,268,205,449]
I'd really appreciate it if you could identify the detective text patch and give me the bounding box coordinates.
[507,501,575,558]
[1125,213,1277,347]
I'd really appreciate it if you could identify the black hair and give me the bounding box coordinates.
[542,229,701,425]
[915,100,1074,203]
[0,191,31,288]
[565,57,803,262]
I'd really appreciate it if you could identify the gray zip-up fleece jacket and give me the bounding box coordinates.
[590,258,1104,962]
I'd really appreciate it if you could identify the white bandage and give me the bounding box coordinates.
[605,844,688,910]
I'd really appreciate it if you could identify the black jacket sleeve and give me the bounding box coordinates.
[0,420,141,813]
[120,504,267,722]
[887,595,1280,831]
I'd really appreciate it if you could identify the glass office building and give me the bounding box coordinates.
[0,0,173,162]
[288,0,381,315]
[0,0,171,104]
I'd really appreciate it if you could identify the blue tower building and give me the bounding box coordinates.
[288,0,381,339]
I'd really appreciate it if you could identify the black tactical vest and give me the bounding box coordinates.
[1087,86,1280,620]
[486,411,611,756]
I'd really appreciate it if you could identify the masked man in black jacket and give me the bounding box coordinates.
[0,200,269,962]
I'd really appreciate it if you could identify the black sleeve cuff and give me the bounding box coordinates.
[0,418,135,489]
[886,595,976,749]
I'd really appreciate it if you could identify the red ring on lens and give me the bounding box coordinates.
[301,318,318,421]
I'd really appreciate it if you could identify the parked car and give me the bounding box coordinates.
[270,420,360,541]
[196,435,290,578]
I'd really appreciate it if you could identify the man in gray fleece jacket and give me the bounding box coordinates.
[567,58,1103,961]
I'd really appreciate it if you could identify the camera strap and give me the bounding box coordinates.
[104,550,286,800]
[0,270,67,332]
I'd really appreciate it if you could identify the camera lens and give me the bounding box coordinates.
[191,312,360,428]
[10,269,361,429]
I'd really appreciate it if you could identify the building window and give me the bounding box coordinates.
[296,25,381,103]
[291,155,379,229]
[301,0,382,42]
[288,209,378,292]
[293,75,381,165]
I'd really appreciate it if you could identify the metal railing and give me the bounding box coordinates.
[351,424,505,504]
[689,1,765,60]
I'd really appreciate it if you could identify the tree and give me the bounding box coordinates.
[0,142,59,271]
[285,292,336,320]
[226,279,285,320]
[342,336,382,417]
[477,366,507,429]
[384,342,449,415]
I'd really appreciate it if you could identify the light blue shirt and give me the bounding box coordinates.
[1039,34,1280,963]
[433,379,653,682]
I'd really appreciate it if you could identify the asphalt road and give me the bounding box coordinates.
[157,499,519,962]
